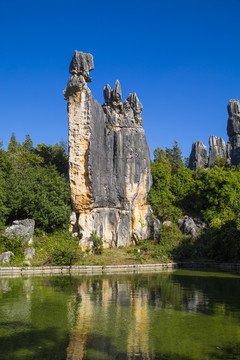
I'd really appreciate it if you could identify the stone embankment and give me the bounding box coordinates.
[1,262,240,275]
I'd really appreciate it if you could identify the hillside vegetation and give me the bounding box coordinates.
[0,135,240,264]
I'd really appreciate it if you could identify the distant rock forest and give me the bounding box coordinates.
[0,51,240,265]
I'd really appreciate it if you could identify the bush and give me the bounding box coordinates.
[5,165,71,231]
[45,247,84,266]
[91,230,103,254]
[0,234,25,261]
[199,219,240,262]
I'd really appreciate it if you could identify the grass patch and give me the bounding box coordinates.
[0,225,198,267]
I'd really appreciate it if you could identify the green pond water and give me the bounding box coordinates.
[1,270,240,360]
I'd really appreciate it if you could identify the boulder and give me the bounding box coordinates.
[178,216,197,238]
[4,219,35,245]
[178,216,206,238]
[69,51,94,82]
[24,248,35,260]
[188,141,208,170]
[163,221,172,227]
[0,251,14,264]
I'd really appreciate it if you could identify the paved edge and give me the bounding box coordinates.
[0,262,240,274]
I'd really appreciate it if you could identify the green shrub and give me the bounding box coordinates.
[0,234,25,261]
[91,230,103,254]
[5,165,71,231]
[45,247,84,266]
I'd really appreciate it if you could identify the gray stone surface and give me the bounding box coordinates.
[178,216,206,238]
[69,51,94,82]
[4,219,35,245]
[163,221,172,227]
[209,136,226,168]
[24,248,35,260]
[0,251,14,264]
[146,213,161,240]
[188,141,208,170]
[227,99,240,165]
[112,80,122,103]
[64,51,153,248]
[178,216,197,238]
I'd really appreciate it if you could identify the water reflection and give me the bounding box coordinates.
[0,270,240,359]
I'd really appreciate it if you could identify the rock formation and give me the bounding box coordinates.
[4,219,35,245]
[209,136,227,168]
[64,51,156,249]
[178,216,206,238]
[188,99,240,170]
[227,99,240,165]
[188,141,208,170]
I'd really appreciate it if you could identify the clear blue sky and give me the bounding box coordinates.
[0,0,239,159]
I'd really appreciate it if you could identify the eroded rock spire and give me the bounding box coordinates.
[64,51,157,249]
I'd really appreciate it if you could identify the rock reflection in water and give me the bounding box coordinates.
[66,278,151,360]
[0,271,240,360]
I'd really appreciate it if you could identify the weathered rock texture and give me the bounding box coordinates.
[4,219,35,245]
[178,216,206,238]
[227,99,240,165]
[0,251,14,264]
[209,136,227,168]
[188,141,208,170]
[188,99,240,170]
[64,51,154,249]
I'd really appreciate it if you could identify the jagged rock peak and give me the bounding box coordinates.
[227,99,240,116]
[69,51,94,82]
[209,136,226,168]
[188,140,208,170]
[227,98,240,165]
[127,93,143,115]
[103,84,112,104]
[112,80,122,103]
[103,81,122,105]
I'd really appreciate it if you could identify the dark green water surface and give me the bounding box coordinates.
[1,269,240,360]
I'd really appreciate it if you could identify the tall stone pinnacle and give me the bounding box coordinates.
[64,51,158,249]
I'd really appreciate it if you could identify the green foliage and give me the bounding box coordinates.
[200,219,240,262]
[150,141,240,262]
[0,172,9,226]
[149,142,192,223]
[165,140,185,174]
[5,165,71,231]
[91,230,103,254]
[0,133,70,232]
[135,225,194,262]
[7,134,43,170]
[148,161,183,222]
[7,132,20,154]
[34,142,68,176]
[0,234,25,260]
[171,167,196,208]
[194,167,240,226]
[45,246,83,266]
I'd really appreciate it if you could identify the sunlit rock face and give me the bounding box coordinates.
[209,136,227,168]
[64,51,154,249]
[188,141,208,170]
[227,99,240,166]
